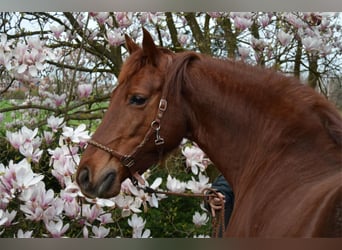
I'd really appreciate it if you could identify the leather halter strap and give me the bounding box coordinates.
[87,77,170,184]
[87,97,167,172]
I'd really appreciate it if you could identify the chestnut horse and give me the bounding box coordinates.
[77,28,342,237]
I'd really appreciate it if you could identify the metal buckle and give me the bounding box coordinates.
[155,137,165,145]
[159,99,167,111]
[121,156,135,168]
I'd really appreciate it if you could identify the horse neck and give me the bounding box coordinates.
[180,57,341,191]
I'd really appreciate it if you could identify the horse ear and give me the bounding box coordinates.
[125,34,140,54]
[142,27,160,66]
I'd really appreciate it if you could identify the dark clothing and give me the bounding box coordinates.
[210,175,234,228]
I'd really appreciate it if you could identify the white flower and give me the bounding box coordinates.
[238,47,250,59]
[62,124,91,144]
[45,219,69,238]
[182,145,207,175]
[192,211,209,227]
[16,229,33,238]
[85,197,115,207]
[6,130,24,149]
[12,159,44,191]
[186,173,211,193]
[302,36,322,52]
[50,25,65,39]
[166,175,186,193]
[128,214,151,238]
[19,143,43,163]
[91,225,110,238]
[81,204,103,223]
[2,209,17,226]
[114,194,142,217]
[0,209,8,226]
[47,115,64,132]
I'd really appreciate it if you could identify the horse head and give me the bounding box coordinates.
[76,29,186,198]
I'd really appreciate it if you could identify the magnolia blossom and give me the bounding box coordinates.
[45,218,69,238]
[114,194,142,217]
[47,115,64,132]
[5,159,44,192]
[233,16,253,30]
[62,124,91,144]
[186,173,211,193]
[128,214,151,238]
[81,204,103,223]
[16,229,33,238]
[192,211,209,227]
[95,12,110,24]
[0,209,8,226]
[178,33,190,47]
[48,145,79,187]
[19,143,43,163]
[182,145,208,175]
[238,47,250,60]
[106,29,125,47]
[302,36,322,52]
[6,126,40,151]
[277,30,293,47]
[77,84,93,99]
[115,12,133,28]
[2,209,17,227]
[50,25,65,39]
[91,225,110,238]
[166,175,186,193]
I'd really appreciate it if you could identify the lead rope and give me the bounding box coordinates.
[139,186,225,238]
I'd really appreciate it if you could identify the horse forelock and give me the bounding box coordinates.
[118,47,174,86]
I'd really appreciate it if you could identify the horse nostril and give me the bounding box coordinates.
[77,167,90,190]
[97,171,116,197]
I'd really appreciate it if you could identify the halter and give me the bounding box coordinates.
[87,79,170,185]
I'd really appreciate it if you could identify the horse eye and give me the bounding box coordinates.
[129,95,147,106]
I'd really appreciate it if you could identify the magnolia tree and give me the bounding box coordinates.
[0,12,341,238]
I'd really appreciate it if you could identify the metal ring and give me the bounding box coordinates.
[151,120,160,130]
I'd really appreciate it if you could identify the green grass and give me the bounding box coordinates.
[0,99,15,132]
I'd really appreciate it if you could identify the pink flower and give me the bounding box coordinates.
[53,93,66,107]
[233,16,253,30]
[115,12,132,28]
[81,204,103,223]
[277,30,293,47]
[77,84,93,99]
[259,15,270,28]
[50,25,65,39]
[302,36,322,52]
[96,12,109,25]
[106,29,125,47]
[238,47,250,59]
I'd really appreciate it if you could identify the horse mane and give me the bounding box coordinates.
[165,51,342,148]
